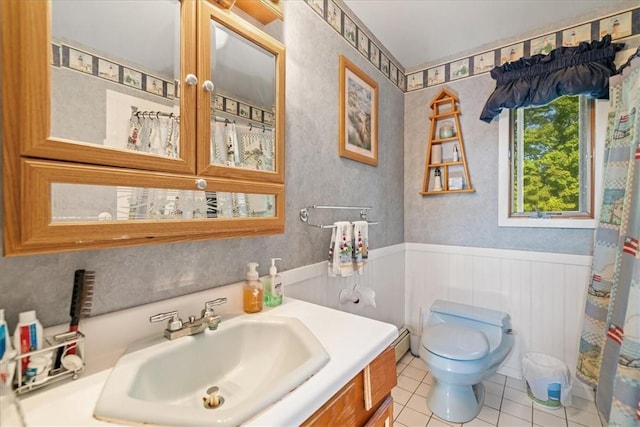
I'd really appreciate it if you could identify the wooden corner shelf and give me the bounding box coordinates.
[421,88,474,195]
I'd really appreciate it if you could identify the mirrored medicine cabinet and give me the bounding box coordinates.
[1,0,285,256]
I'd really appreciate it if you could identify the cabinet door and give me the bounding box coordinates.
[363,347,397,411]
[8,159,284,254]
[2,0,197,175]
[364,395,393,427]
[197,1,285,183]
[301,380,357,427]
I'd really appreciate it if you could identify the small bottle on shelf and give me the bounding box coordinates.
[452,144,459,162]
[433,168,443,191]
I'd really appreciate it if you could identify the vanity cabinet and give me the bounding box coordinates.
[302,347,397,427]
[1,0,285,255]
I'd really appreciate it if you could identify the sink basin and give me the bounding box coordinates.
[93,315,330,426]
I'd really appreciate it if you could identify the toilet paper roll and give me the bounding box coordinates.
[354,285,376,308]
[338,286,377,308]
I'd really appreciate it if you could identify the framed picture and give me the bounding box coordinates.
[427,66,445,86]
[123,68,142,89]
[600,12,632,40]
[380,54,389,77]
[407,71,424,91]
[343,15,357,47]
[530,34,555,56]
[449,58,469,81]
[357,29,369,58]
[390,63,398,84]
[563,24,590,47]
[327,1,342,33]
[225,99,238,115]
[473,51,494,74]
[251,107,262,122]
[145,76,164,96]
[239,103,250,118]
[98,58,119,82]
[500,43,523,65]
[214,94,224,111]
[339,55,378,166]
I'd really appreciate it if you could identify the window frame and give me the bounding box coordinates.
[498,98,607,229]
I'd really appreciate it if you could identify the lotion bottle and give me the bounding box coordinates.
[264,258,283,307]
[243,263,263,313]
[452,144,459,162]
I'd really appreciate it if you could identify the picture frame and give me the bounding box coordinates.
[343,15,357,47]
[239,103,250,118]
[339,55,378,166]
[449,58,469,81]
[473,51,494,74]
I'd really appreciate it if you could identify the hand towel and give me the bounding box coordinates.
[224,122,239,166]
[352,220,369,274]
[211,120,226,165]
[328,221,353,277]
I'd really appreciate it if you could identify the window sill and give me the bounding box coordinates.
[498,216,597,229]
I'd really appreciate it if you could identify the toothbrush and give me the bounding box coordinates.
[54,270,95,369]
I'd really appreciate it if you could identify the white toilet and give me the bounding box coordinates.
[419,300,514,423]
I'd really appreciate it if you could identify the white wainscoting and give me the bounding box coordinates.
[284,243,594,400]
[405,243,594,400]
[284,244,406,329]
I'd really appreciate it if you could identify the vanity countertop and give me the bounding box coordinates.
[19,299,398,426]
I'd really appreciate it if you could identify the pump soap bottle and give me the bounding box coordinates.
[264,258,283,307]
[243,262,263,313]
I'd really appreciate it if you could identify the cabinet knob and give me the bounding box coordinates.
[185,74,198,86]
[202,80,215,92]
[195,179,207,190]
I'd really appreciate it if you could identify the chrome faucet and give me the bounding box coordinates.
[150,298,227,340]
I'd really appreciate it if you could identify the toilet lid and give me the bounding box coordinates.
[422,324,490,361]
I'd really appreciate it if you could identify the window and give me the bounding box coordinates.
[498,96,606,228]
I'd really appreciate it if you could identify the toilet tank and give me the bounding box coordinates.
[429,300,511,327]
[426,300,512,351]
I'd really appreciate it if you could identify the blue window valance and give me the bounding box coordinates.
[480,35,624,123]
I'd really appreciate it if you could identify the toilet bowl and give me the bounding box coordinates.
[419,300,514,423]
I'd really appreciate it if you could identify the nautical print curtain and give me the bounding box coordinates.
[577,56,640,427]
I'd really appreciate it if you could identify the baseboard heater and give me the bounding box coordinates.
[392,327,411,362]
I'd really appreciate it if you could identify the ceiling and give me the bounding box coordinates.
[342,0,639,72]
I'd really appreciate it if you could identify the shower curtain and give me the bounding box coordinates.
[577,58,640,427]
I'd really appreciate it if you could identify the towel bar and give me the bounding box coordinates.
[299,205,379,229]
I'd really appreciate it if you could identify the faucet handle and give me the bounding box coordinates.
[203,298,227,316]
[150,310,183,332]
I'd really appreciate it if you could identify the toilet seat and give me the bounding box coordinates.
[422,324,490,361]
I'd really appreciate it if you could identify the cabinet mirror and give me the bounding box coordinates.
[50,0,181,159]
[207,19,276,172]
[197,2,285,182]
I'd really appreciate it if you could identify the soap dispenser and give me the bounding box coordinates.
[264,258,283,307]
[243,262,263,314]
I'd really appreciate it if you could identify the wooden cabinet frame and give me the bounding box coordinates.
[1,0,286,256]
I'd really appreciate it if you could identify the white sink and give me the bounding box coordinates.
[93,315,330,427]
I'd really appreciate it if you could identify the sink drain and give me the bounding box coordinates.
[202,386,225,409]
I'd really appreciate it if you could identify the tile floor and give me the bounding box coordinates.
[393,353,603,427]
